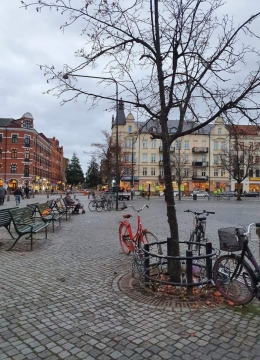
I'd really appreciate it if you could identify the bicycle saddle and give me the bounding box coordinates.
[123,214,132,218]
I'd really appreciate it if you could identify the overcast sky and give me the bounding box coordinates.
[1,1,260,173]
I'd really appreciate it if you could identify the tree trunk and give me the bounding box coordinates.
[237,181,242,201]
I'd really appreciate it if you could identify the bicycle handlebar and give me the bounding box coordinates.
[128,204,149,212]
[184,209,215,215]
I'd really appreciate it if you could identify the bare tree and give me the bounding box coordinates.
[172,141,192,201]
[92,131,132,188]
[23,0,260,281]
[219,125,259,200]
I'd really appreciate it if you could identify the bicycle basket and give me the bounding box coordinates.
[218,227,245,252]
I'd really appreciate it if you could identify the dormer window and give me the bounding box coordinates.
[128,125,132,133]
[149,126,157,132]
[25,121,30,129]
[170,127,177,133]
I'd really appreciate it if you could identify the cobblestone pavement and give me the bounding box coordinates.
[0,195,260,359]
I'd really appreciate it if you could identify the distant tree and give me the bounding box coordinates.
[219,126,258,200]
[172,141,192,200]
[91,131,132,187]
[85,157,101,189]
[65,152,85,187]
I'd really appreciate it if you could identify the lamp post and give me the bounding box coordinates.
[63,73,119,210]
[130,133,138,189]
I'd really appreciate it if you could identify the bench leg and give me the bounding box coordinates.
[30,233,33,251]
[45,226,48,239]
[5,225,14,239]
[7,235,23,251]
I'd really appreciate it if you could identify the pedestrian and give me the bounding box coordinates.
[51,188,54,195]
[24,186,30,199]
[14,187,23,205]
[0,185,6,205]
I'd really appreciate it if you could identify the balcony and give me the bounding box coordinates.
[192,175,209,181]
[192,161,208,167]
[192,147,208,153]
[159,146,175,152]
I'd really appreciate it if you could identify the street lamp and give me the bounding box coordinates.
[63,73,119,210]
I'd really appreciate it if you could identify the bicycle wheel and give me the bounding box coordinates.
[213,254,256,305]
[88,201,97,212]
[119,224,132,255]
[96,201,104,212]
[142,231,158,245]
[188,230,200,253]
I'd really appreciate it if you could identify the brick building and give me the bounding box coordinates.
[0,112,64,192]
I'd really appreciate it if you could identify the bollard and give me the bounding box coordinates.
[47,193,49,198]
[88,193,90,199]
[74,194,76,199]
[32,193,35,198]
[186,250,193,296]
[7,195,10,202]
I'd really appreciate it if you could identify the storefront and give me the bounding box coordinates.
[7,179,18,191]
[249,178,260,192]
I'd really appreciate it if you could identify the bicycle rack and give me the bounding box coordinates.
[133,239,216,296]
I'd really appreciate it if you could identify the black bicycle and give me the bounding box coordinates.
[213,223,260,305]
[184,209,215,253]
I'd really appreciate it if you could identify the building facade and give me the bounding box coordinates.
[0,112,64,192]
[111,102,260,194]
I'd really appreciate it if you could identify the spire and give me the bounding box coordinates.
[115,98,126,125]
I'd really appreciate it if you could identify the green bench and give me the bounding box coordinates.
[36,202,63,232]
[54,198,73,220]
[7,207,49,251]
[0,208,16,239]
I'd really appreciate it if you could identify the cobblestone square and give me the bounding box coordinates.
[0,195,260,359]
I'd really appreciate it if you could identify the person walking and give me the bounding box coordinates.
[14,187,23,205]
[24,186,30,199]
[0,185,6,205]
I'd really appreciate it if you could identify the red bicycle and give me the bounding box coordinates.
[119,204,158,255]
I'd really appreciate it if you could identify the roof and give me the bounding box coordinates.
[227,124,259,136]
[22,112,34,119]
[0,118,14,127]
[137,119,213,135]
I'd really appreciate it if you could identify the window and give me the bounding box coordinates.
[151,139,156,148]
[12,135,18,143]
[249,169,254,177]
[221,168,225,177]
[176,140,181,150]
[151,168,156,176]
[170,127,177,133]
[218,128,222,135]
[193,155,197,162]
[184,141,189,149]
[248,142,253,149]
[25,121,30,129]
[142,154,148,162]
[239,142,244,150]
[149,126,157,132]
[214,168,218,176]
[159,154,163,161]
[213,142,218,150]
[201,155,206,163]
[221,142,225,150]
[256,169,260,177]
[0,149,2,158]
[24,135,30,147]
[143,167,147,176]
[24,165,29,177]
[142,140,147,148]
[159,169,164,176]
[128,125,132,133]
[11,164,17,173]
[151,154,156,163]
[201,169,206,176]
[256,156,260,164]
[11,149,17,158]
[25,150,30,161]
[184,168,189,177]
[0,134,2,143]
[214,155,218,164]
[184,155,189,163]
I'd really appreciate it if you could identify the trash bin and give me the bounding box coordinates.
[193,194,197,200]
[83,190,87,196]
